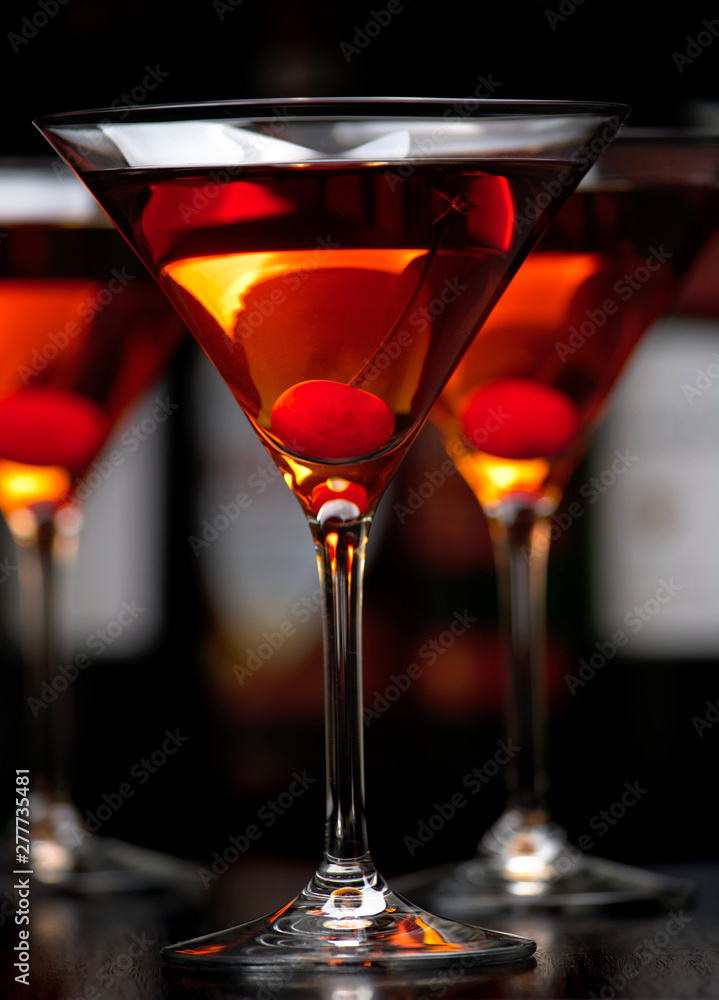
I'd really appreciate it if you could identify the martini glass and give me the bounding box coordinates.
[407,132,719,912]
[0,160,186,889]
[36,97,628,972]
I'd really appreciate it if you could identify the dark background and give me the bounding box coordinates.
[1,0,718,882]
[3,0,719,150]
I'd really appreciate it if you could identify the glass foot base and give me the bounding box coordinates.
[11,794,201,894]
[396,854,696,915]
[162,872,536,973]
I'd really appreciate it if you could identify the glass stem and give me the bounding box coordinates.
[12,511,68,798]
[11,504,85,880]
[310,514,375,888]
[486,503,552,823]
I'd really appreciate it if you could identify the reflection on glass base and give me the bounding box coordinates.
[161,870,536,973]
[397,854,696,916]
[23,793,200,895]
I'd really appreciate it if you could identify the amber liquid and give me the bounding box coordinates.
[86,159,589,518]
[432,183,719,510]
[0,223,185,513]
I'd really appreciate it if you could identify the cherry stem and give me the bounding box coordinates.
[348,203,454,391]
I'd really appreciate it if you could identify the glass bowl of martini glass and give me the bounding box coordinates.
[0,159,187,890]
[35,97,628,972]
[398,130,719,914]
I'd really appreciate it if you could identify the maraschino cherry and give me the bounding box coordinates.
[271,380,394,462]
[461,378,581,460]
[0,388,107,472]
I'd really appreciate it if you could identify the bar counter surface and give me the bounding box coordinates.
[1,857,716,999]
